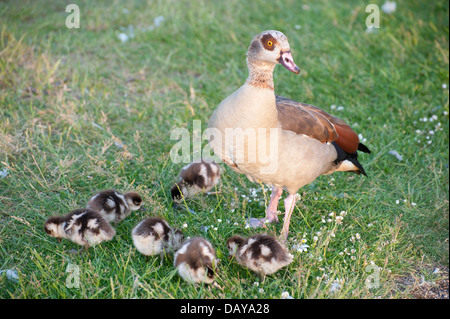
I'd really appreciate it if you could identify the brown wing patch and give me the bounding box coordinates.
[276,96,337,144]
[300,102,360,154]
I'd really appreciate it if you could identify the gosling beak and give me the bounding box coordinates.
[278,50,300,74]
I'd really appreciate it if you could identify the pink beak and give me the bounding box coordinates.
[278,50,300,74]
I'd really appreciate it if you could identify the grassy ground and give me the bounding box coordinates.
[0,0,448,299]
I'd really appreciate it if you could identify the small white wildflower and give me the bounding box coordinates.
[233,222,239,226]
[182,223,188,228]
[395,199,400,204]
[355,233,361,240]
[258,288,264,293]
[411,202,417,206]
[117,33,129,42]
[294,25,301,30]
[294,193,302,201]
[0,168,8,179]
[153,15,165,27]
[313,236,318,242]
[329,279,342,293]
[442,84,448,89]
[217,219,222,223]
[358,133,367,143]
[351,255,356,260]
[327,218,332,223]
[337,106,344,111]
[339,251,344,256]
[415,129,421,134]
[382,1,397,14]
[335,216,344,224]
[330,232,335,238]
[281,291,294,299]
[253,281,259,287]
[295,244,310,253]
[330,104,337,110]
[367,223,373,227]
[340,211,347,217]
[351,248,356,254]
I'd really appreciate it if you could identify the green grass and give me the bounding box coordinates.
[0,0,448,299]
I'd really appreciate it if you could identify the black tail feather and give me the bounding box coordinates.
[358,142,371,154]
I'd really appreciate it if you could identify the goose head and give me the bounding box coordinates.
[247,30,300,74]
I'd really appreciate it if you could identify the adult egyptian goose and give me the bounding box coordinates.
[207,30,370,241]
[171,160,220,201]
[86,190,142,224]
[44,208,116,251]
[227,234,293,281]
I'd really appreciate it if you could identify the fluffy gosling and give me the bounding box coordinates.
[171,160,220,201]
[87,189,142,224]
[44,208,116,251]
[174,237,218,284]
[227,234,293,281]
[132,217,184,263]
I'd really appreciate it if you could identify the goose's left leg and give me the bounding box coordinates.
[247,186,283,228]
[279,193,296,242]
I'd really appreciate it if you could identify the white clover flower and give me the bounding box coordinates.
[313,236,318,242]
[217,219,222,223]
[182,223,188,228]
[335,216,344,224]
[382,1,397,14]
[258,288,264,293]
[253,281,259,287]
[281,291,294,299]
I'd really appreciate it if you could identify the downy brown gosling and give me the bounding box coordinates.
[227,233,293,281]
[171,160,220,202]
[87,189,142,224]
[132,217,184,263]
[174,237,219,284]
[44,208,116,251]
